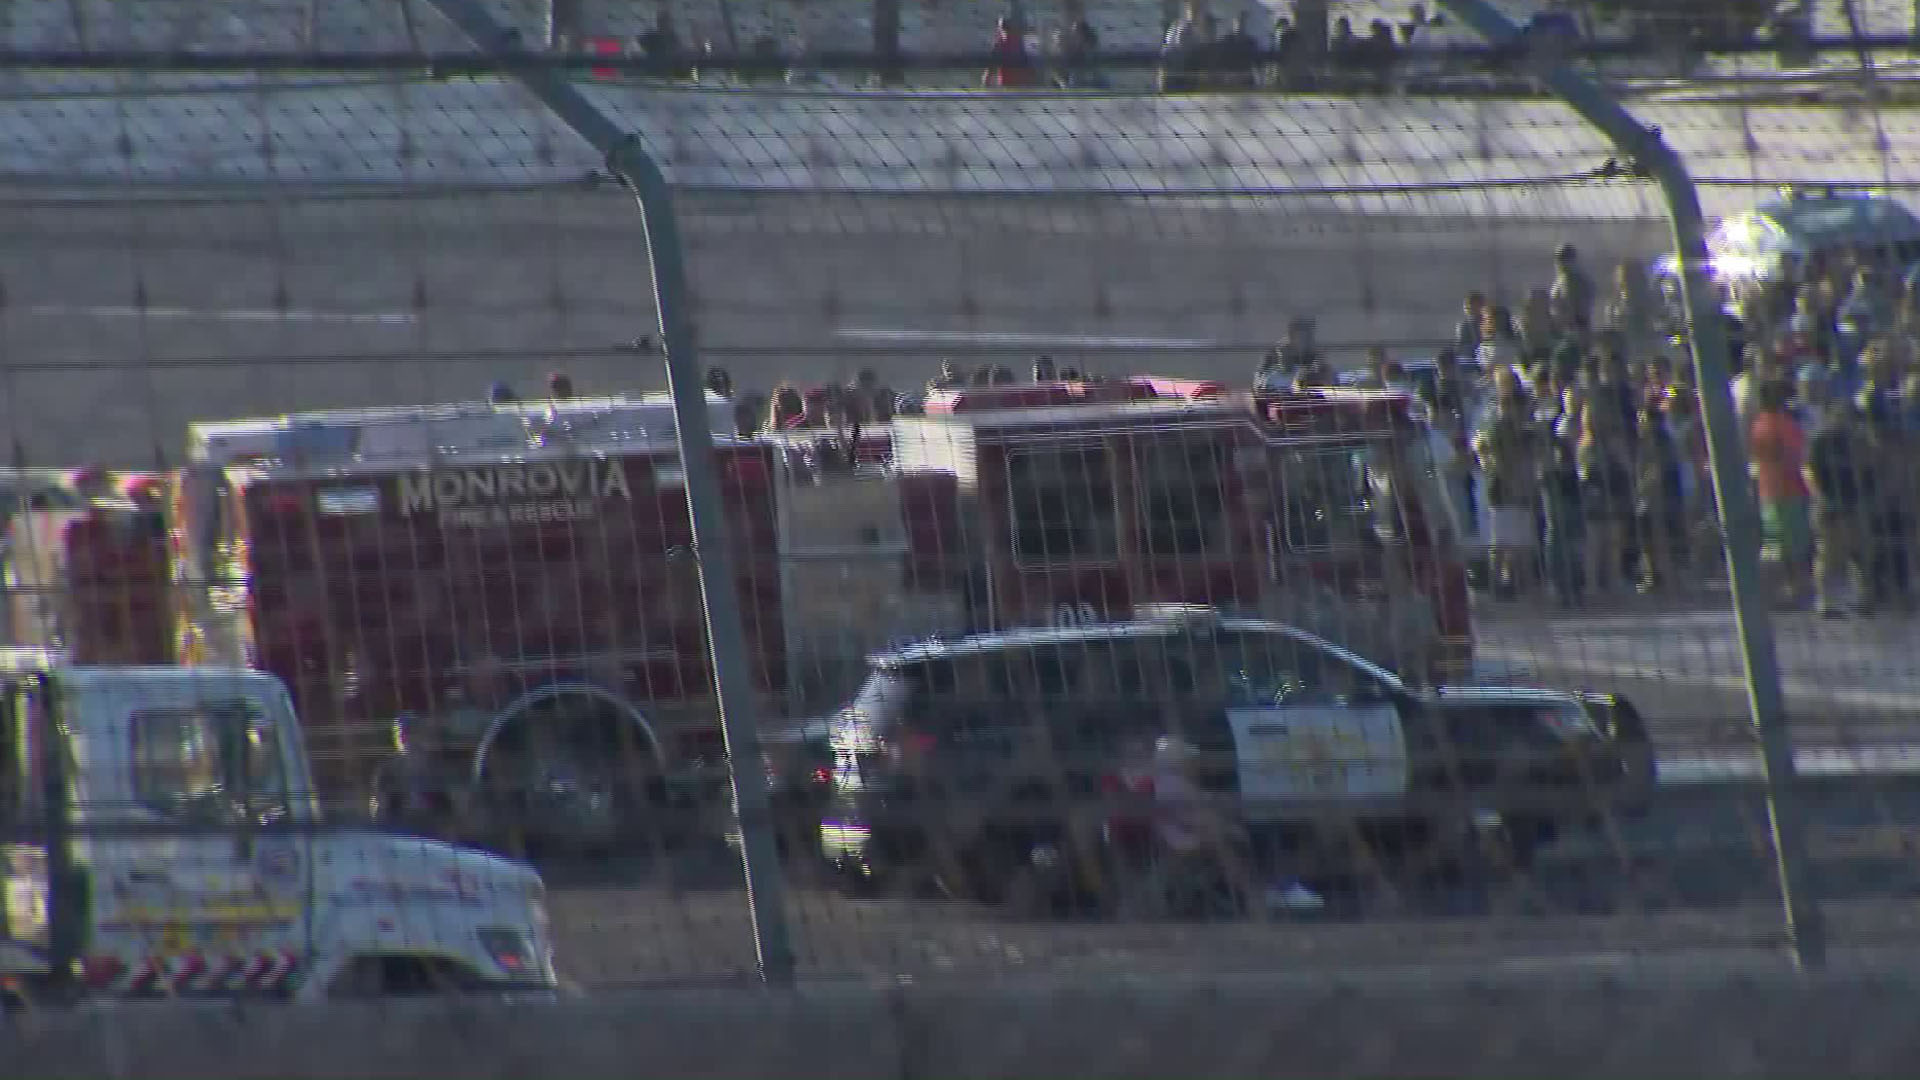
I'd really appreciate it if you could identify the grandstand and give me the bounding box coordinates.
[0,0,1910,80]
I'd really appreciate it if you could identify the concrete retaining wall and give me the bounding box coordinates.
[8,965,1919,1079]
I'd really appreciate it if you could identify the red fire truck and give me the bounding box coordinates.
[166,395,786,847]
[0,379,1469,849]
[881,377,1472,683]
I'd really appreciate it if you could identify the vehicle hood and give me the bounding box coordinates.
[300,832,543,909]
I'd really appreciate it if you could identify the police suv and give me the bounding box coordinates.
[812,607,1652,905]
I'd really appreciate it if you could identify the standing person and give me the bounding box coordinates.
[1270,15,1303,88]
[70,466,116,505]
[1837,265,1894,367]
[1430,348,1471,427]
[1456,291,1489,356]
[1603,260,1655,357]
[1430,349,1479,539]
[1640,354,1676,415]
[1473,372,1544,598]
[1159,3,1207,91]
[1583,341,1640,440]
[1662,385,1713,570]
[1861,395,1914,610]
[1550,243,1597,334]
[1360,18,1398,88]
[1576,406,1634,598]
[1518,286,1557,368]
[733,392,767,437]
[1728,344,1774,455]
[1278,315,1322,368]
[1531,364,1564,430]
[1259,316,1324,391]
[1214,14,1260,88]
[1747,379,1813,608]
[1856,337,1914,609]
[1328,15,1362,70]
[1554,383,1586,443]
[985,14,1040,87]
[767,384,806,430]
[1788,283,1841,372]
[1806,397,1871,617]
[1476,305,1523,377]
[1050,3,1103,88]
[1632,405,1686,594]
[843,368,887,467]
[1032,355,1058,382]
[1540,435,1587,607]
[1144,734,1325,914]
[637,10,691,78]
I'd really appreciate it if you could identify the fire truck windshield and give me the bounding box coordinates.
[1275,442,1404,553]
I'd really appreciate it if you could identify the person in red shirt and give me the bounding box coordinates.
[984,15,1039,88]
[1748,378,1813,607]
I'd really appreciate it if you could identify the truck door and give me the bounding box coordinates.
[1213,629,1409,812]
[89,683,311,996]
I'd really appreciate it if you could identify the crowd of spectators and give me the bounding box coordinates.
[553,0,1824,91]
[711,228,1920,622]
[1160,1,1448,92]
[1256,240,1920,616]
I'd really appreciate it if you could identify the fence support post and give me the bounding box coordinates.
[1437,0,1825,972]
[419,0,795,985]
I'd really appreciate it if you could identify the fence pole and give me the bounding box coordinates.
[1436,0,1825,971]
[419,0,796,985]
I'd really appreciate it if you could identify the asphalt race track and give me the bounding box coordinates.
[537,771,1920,986]
[1474,604,1920,748]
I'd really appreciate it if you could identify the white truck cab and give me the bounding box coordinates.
[0,655,556,1003]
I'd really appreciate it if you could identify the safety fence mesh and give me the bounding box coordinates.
[0,0,1917,1007]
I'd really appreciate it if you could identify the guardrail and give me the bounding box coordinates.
[12,965,1920,1079]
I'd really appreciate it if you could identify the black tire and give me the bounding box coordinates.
[473,696,658,858]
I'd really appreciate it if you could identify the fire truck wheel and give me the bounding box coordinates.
[471,690,660,857]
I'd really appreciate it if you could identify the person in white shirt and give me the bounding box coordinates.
[1475,304,1524,378]
[1728,343,1773,455]
[1149,734,1324,913]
